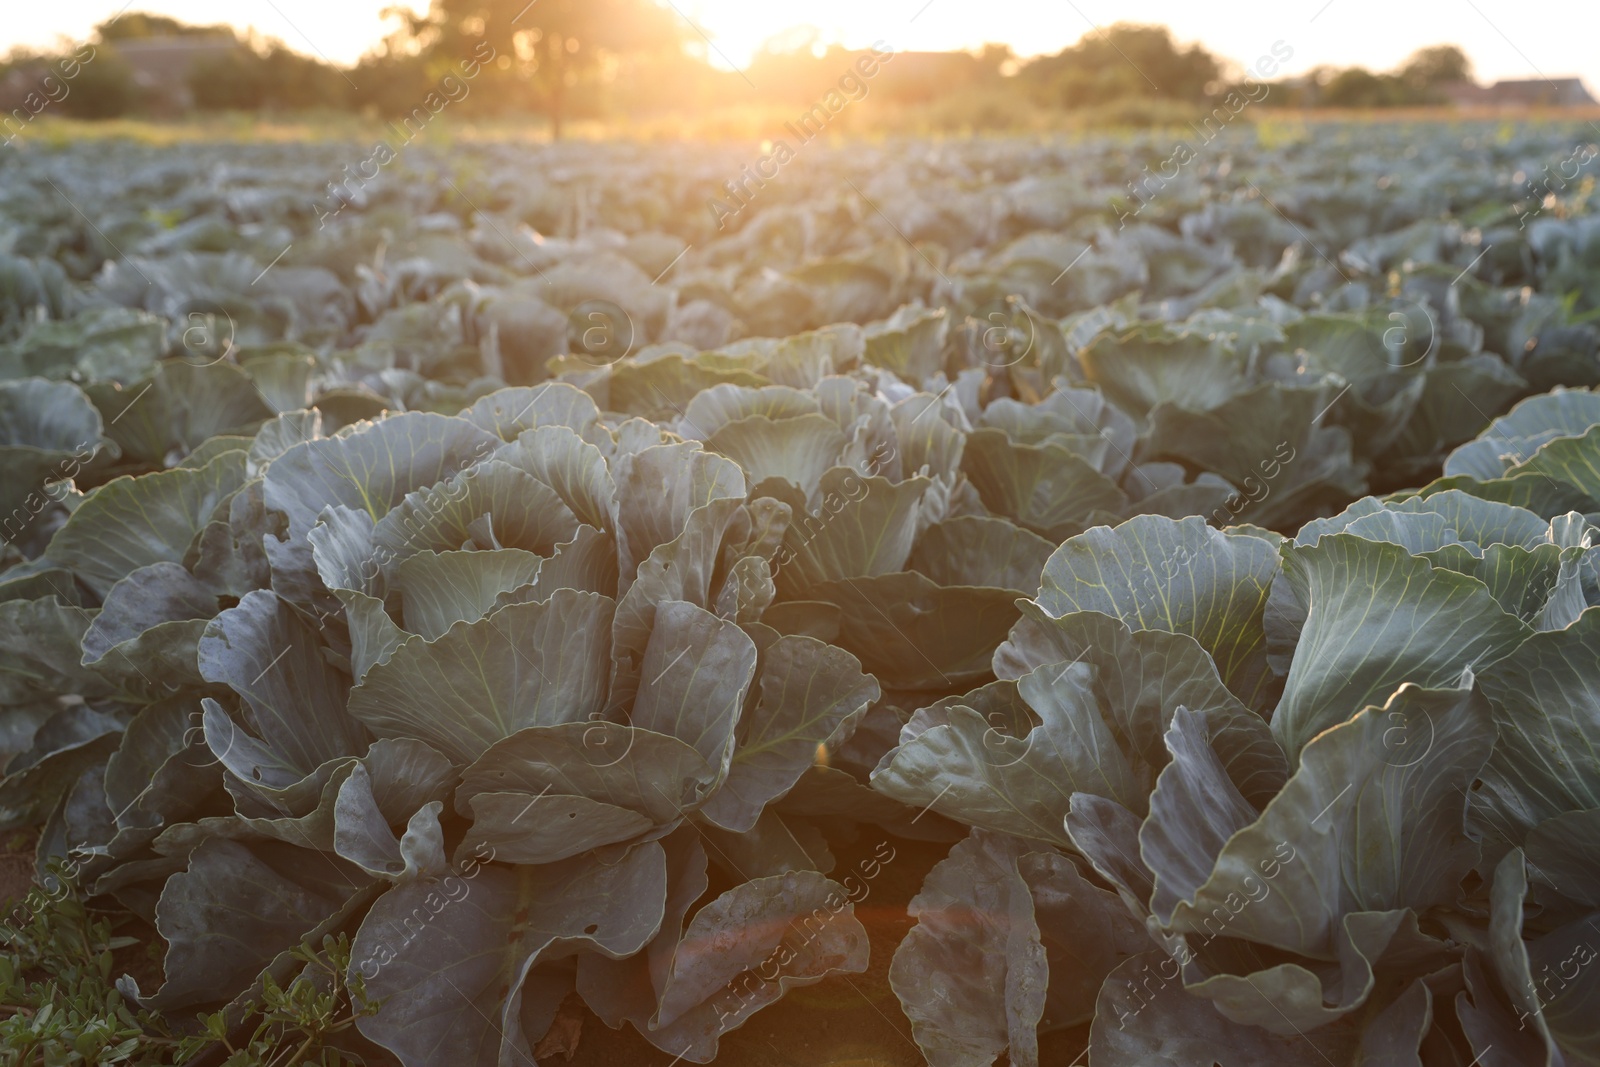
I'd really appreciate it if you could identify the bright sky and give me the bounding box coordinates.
[5,0,1599,92]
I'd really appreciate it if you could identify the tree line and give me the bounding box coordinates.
[0,4,1480,135]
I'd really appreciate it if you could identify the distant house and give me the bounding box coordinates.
[112,36,238,113]
[1443,77,1596,108]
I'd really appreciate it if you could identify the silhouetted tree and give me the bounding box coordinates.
[406,0,687,137]
[1019,24,1220,107]
[190,43,354,112]
[96,12,233,41]
[57,45,142,118]
[1400,45,1473,93]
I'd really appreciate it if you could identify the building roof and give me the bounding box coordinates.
[1444,77,1596,108]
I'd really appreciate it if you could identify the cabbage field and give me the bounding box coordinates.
[3,124,1600,1066]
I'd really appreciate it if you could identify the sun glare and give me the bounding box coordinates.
[682,0,887,69]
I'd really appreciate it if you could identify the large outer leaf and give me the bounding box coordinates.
[199,590,369,781]
[262,412,500,598]
[1296,489,1552,552]
[1141,706,1263,926]
[0,377,105,519]
[0,705,121,831]
[81,563,215,670]
[0,377,104,453]
[1169,685,1494,960]
[574,829,708,1028]
[1444,387,1600,479]
[1035,515,1281,711]
[612,443,745,588]
[679,383,820,440]
[102,696,212,833]
[1502,423,1600,507]
[1473,608,1600,847]
[1024,849,1150,1032]
[629,600,758,772]
[90,361,274,466]
[0,597,118,706]
[636,868,870,1062]
[141,838,369,1010]
[392,548,543,642]
[888,830,1049,1067]
[346,590,614,763]
[264,411,500,538]
[610,498,745,708]
[369,459,579,572]
[462,792,654,867]
[491,424,616,531]
[698,634,879,833]
[960,428,1128,539]
[993,608,1286,806]
[1273,533,1533,756]
[48,451,247,596]
[1516,893,1600,1061]
[891,391,966,480]
[908,515,1056,594]
[811,571,1022,691]
[1145,381,1368,529]
[353,843,668,1067]
[457,722,715,828]
[1088,950,1385,1066]
[1381,354,1527,476]
[1525,807,1600,908]
[460,382,603,442]
[1079,326,1251,419]
[705,413,847,502]
[773,471,928,596]
[1461,849,1600,1067]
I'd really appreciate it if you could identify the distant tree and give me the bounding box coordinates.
[1019,24,1220,108]
[1399,45,1473,91]
[1319,67,1410,108]
[188,49,267,111]
[406,0,687,137]
[96,12,233,40]
[57,45,142,118]
[190,42,353,112]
